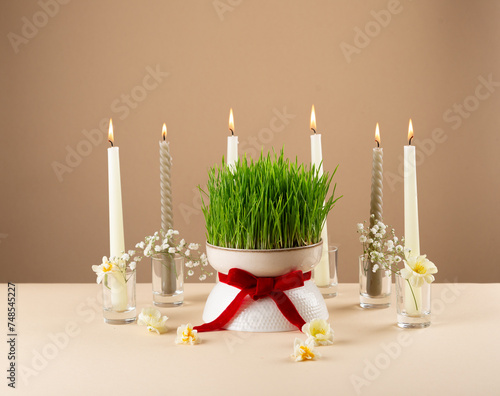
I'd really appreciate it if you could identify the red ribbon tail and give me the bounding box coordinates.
[270,291,306,330]
[194,290,248,333]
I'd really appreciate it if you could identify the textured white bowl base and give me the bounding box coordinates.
[202,280,329,332]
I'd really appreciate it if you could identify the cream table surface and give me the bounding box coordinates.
[1,283,499,396]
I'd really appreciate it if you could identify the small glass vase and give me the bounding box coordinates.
[151,253,184,306]
[359,255,391,308]
[102,269,136,324]
[395,273,431,328]
[313,245,339,298]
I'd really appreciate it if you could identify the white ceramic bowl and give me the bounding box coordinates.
[203,280,328,332]
[205,241,323,277]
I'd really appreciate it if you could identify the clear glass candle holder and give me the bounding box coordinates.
[151,253,184,306]
[359,255,391,308]
[102,269,136,324]
[313,245,339,298]
[395,273,431,328]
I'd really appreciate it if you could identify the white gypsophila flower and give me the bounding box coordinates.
[178,239,186,248]
[136,241,145,250]
[370,227,378,235]
[291,338,320,362]
[395,256,402,263]
[187,270,194,276]
[375,233,382,239]
[129,262,136,271]
[385,240,394,249]
[175,324,200,345]
[393,236,399,243]
[395,245,403,253]
[302,319,334,346]
[367,238,373,244]
[401,253,438,287]
[185,250,190,257]
[168,247,176,254]
[357,223,364,231]
[193,261,200,267]
[128,250,135,256]
[154,245,161,252]
[373,241,381,249]
[359,235,367,243]
[137,307,169,334]
[199,274,206,281]
[185,261,193,268]
[166,229,174,238]
[372,264,379,273]
[122,253,130,261]
[188,243,199,251]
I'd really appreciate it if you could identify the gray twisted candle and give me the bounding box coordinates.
[367,124,383,296]
[160,124,173,231]
[159,124,176,294]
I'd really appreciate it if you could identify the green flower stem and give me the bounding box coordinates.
[406,278,419,311]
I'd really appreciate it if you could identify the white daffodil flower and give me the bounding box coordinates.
[302,319,334,346]
[92,257,116,284]
[137,307,168,334]
[401,254,438,288]
[291,338,320,362]
[175,324,200,345]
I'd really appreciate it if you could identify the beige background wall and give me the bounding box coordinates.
[1,0,499,284]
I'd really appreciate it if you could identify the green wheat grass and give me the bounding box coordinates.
[200,150,341,250]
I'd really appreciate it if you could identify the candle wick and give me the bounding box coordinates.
[376,140,380,148]
[163,135,166,141]
[229,129,234,136]
[409,136,413,145]
[311,128,316,134]
[108,140,114,147]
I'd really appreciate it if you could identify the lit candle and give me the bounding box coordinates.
[159,123,176,294]
[404,119,420,256]
[366,123,384,296]
[227,108,238,170]
[310,105,330,287]
[404,119,421,314]
[107,119,127,311]
[108,119,125,257]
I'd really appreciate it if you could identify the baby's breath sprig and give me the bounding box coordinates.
[356,215,405,274]
[136,229,212,281]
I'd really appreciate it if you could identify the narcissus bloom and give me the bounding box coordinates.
[291,338,320,362]
[401,254,438,288]
[175,324,200,345]
[137,307,168,334]
[302,319,334,346]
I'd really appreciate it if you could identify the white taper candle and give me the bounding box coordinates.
[310,105,330,287]
[107,119,127,311]
[404,119,421,314]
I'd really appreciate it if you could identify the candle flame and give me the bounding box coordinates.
[229,108,234,135]
[108,119,114,146]
[408,119,414,145]
[375,123,380,147]
[162,123,167,141]
[310,105,316,133]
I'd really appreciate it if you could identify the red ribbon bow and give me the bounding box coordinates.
[194,268,311,333]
